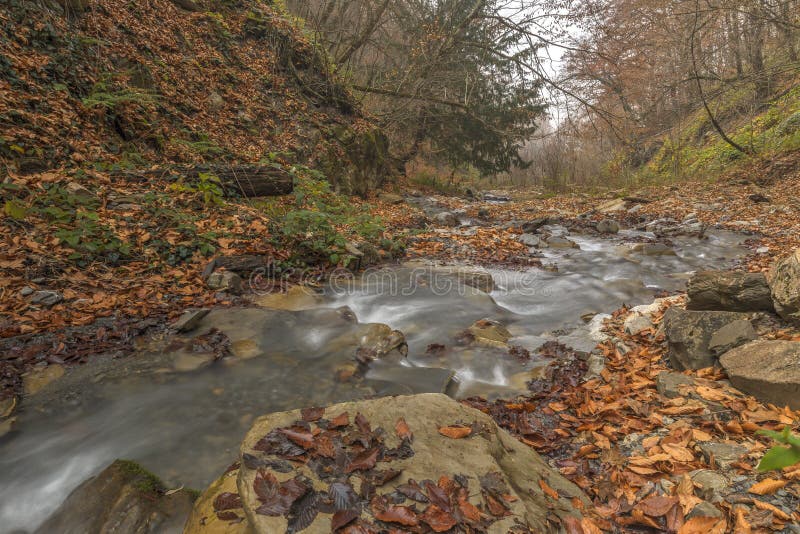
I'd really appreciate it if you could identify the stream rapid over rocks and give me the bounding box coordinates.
[0,226,750,533]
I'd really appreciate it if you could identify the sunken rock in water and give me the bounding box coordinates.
[767,249,800,322]
[720,340,800,409]
[546,236,579,249]
[686,270,774,312]
[230,394,587,533]
[468,318,512,348]
[36,460,194,534]
[631,242,676,256]
[663,308,750,370]
[425,266,495,293]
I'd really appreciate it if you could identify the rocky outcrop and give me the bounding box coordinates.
[708,319,757,356]
[719,340,800,409]
[663,308,750,370]
[36,460,194,534]
[219,394,587,533]
[686,270,774,312]
[767,249,800,322]
[596,219,620,234]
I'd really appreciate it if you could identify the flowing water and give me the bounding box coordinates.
[0,228,749,532]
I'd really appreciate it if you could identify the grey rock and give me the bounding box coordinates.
[686,501,724,520]
[698,442,748,469]
[519,233,541,247]
[35,460,194,534]
[30,290,63,307]
[655,371,695,398]
[708,320,758,356]
[521,217,548,233]
[172,309,210,333]
[596,219,620,234]
[767,249,800,322]
[687,270,774,312]
[206,271,243,294]
[434,211,459,227]
[19,286,34,297]
[720,340,800,409]
[623,313,653,335]
[690,470,728,502]
[663,308,750,370]
[233,394,588,533]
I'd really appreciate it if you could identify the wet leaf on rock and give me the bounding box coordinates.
[396,480,429,503]
[438,425,472,439]
[213,491,242,511]
[420,504,457,532]
[371,497,419,527]
[329,482,360,510]
[301,406,325,422]
[254,470,311,517]
[395,417,413,442]
[329,411,350,429]
[287,490,320,533]
[254,429,307,458]
[365,468,402,486]
[345,447,380,473]
[331,509,360,531]
[280,428,315,449]
[355,412,371,434]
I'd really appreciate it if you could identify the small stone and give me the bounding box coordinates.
[708,320,757,356]
[655,371,695,398]
[206,271,243,294]
[583,354,606,381]
[596,219,620,234]
[690,470,728,502]
[378,192,404,204]
[519,233,541,247]
[698,442,748,469]
[638,243,676,256]
[623,313,653,335]
[686,501,724,520]
[477,208,490,218]
[173,352,216,372]
[172,309,210,333]
[468,318,512,348]
[30,290,63,307]
[19,286,34,297]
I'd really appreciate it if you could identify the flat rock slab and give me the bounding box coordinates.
[720,340,800,409]
[687,270,774,312]
[663,308,750,370]
[235,393,587,533]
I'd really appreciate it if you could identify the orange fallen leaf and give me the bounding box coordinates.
[538,478,559,500]
[748,478,787,495]
[395,417,413,442]
[677,516,726,534]
[438,425,471,439]
[752,498,790,520]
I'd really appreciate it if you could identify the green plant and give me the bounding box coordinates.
[757,426,800,472]
[169,172,225,206]
[83,74,160,110]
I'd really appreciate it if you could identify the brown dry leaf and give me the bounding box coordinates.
[676,474,702,514]
[752,498,791,520]
[662,443,695,462]
[733,507,752,534]
[580,517,605,534]
[748,478,787,495]
[636,495,679,517]
[691,429,713,441]
[628,465,659,475]
[438,425,472,439]
[677,516,726,534]
[694,386,732,402]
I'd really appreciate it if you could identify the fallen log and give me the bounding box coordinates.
[111,165,294,198]
[185,165,294,198]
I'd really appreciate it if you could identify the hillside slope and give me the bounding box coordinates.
[0,0,392,194]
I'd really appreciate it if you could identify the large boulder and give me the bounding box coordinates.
[231,394,587,534]
[663,308,750,370]
[720,341,800,409]
[767,250,800,322]
[36,460,194,534]
[687,271,774,312]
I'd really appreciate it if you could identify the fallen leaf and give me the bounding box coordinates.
[538,478,559,500]
[420,504,457,532]
[752,498,791,520]
[345,448,380,473]
[637,495,678,517]
[438,425,471,439]
[395,417,413,442]
[678,516,726,534]
[748,478,787,495]
[373,504,419,526]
